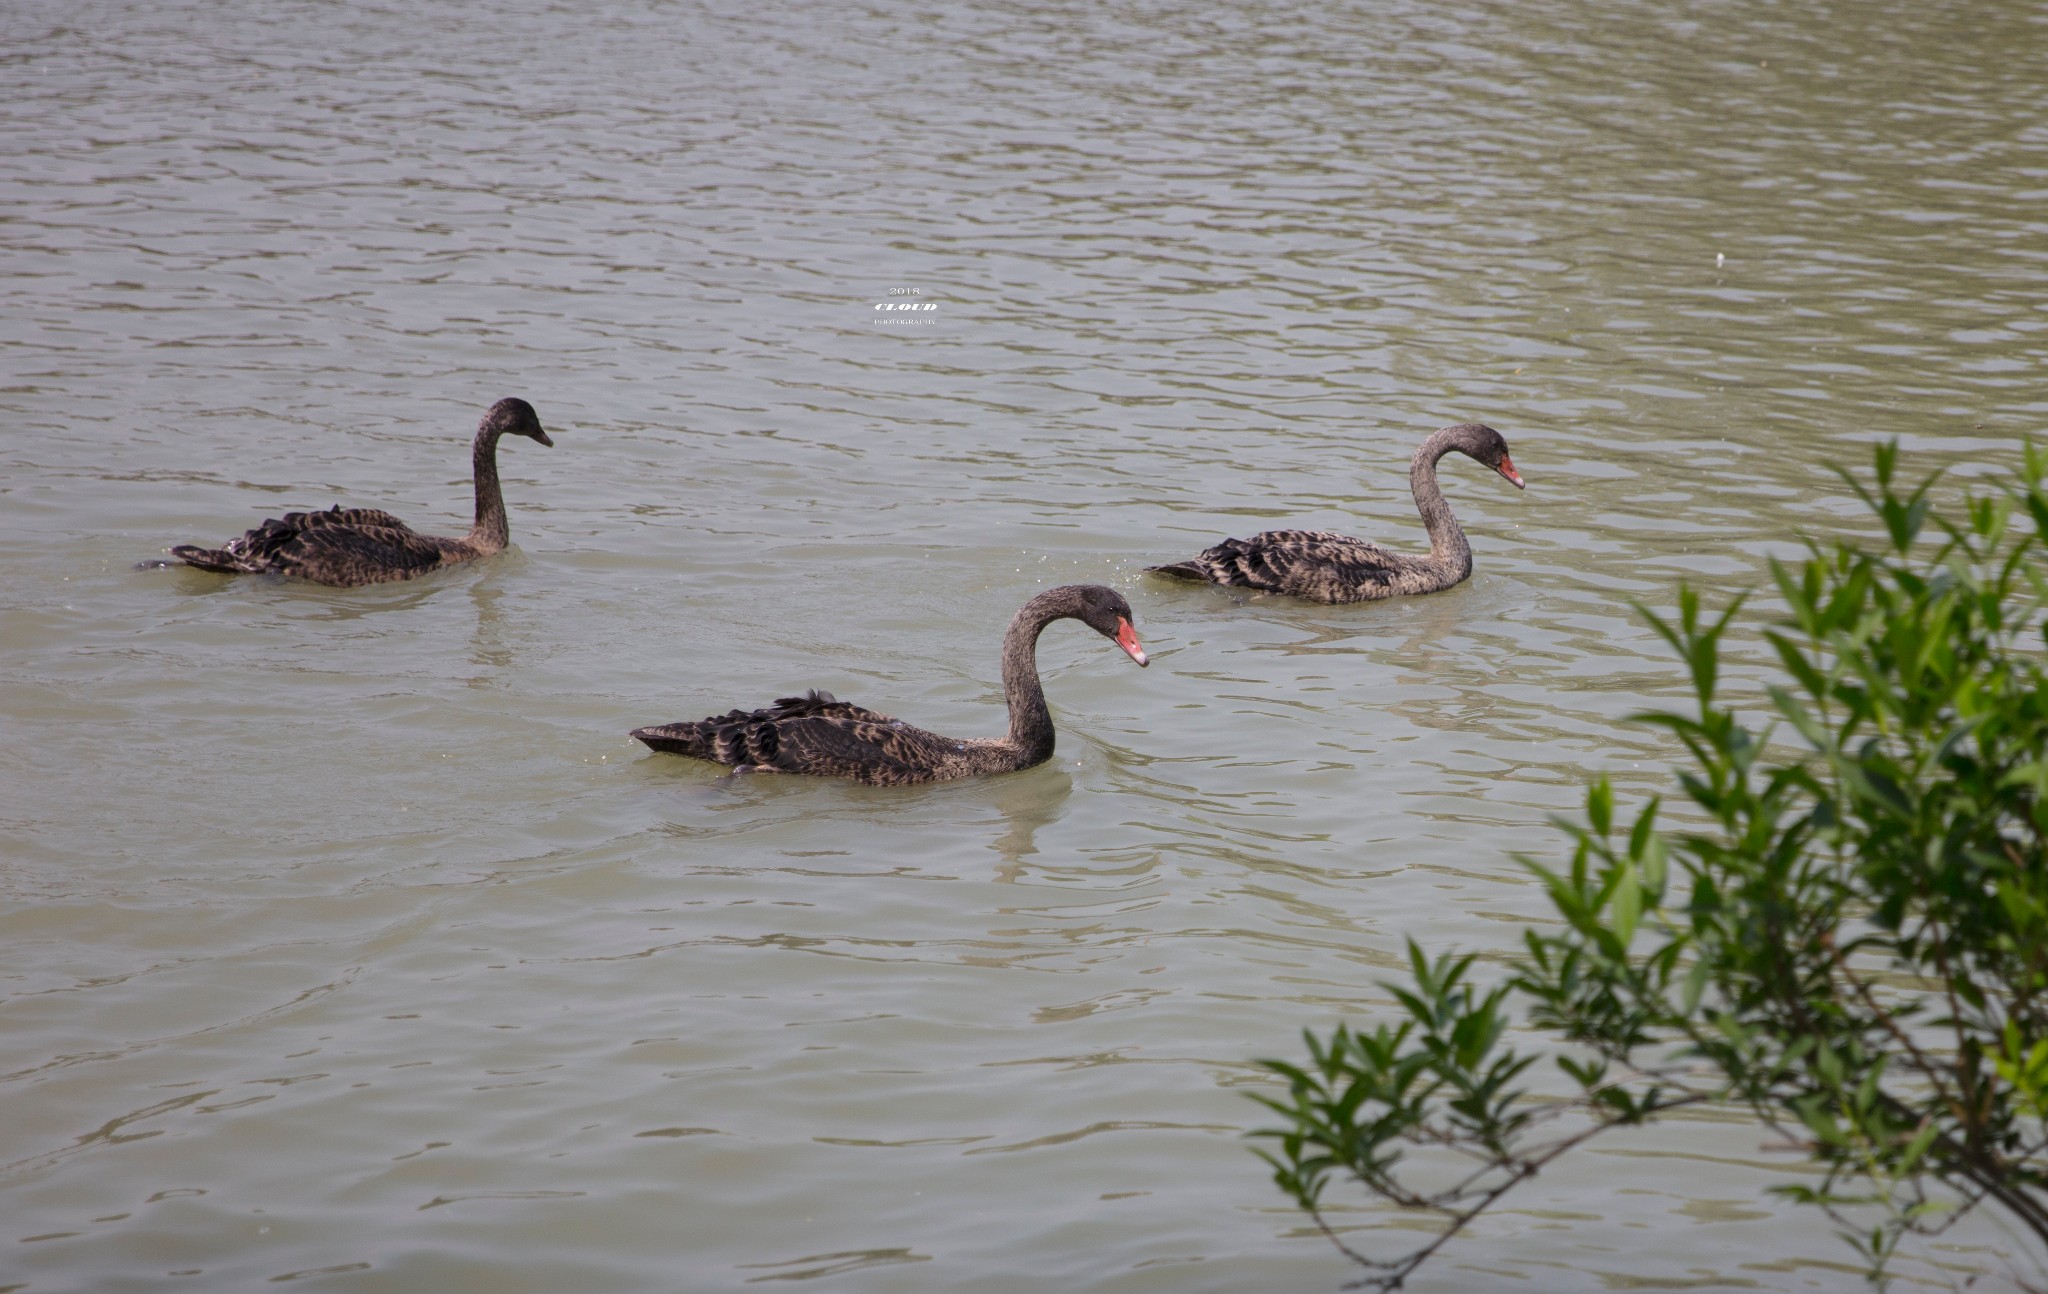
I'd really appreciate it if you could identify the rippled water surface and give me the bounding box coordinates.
[5,1,2046,1290]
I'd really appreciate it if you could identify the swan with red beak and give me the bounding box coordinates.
[1149,422,1526,605]
[631,584,1148,786]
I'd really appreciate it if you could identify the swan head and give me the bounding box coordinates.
[1444,422,1523,490]
[484,397,555,448]
[1070,584,1149,667]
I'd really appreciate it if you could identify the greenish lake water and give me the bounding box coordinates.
[3,1,2044,1289]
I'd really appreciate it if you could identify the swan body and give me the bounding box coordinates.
[169,397,554,587]
[631,585,1149,786]
[1148,423,1524,604]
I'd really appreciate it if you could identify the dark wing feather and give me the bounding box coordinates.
[1151,529,1407,603]
[750,716,960,784]
[259,523,456,582]
[762,690,897,726]
[289,507,420,534]
[195,506,462,584]
[631,689,969,785]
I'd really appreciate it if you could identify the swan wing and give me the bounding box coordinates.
[230,508,457,582]
[753,715,960,782]
[760,690,898,726]
[1153,529,1406,602]
[632,689,968,783]
[290,506,421,534]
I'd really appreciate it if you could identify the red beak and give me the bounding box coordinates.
[1497,454,1525,490]
[1114,617,1149,667]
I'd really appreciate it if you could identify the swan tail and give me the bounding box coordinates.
[1146,558,1216,583]
[170,544,259,574]
[629,723,720,759]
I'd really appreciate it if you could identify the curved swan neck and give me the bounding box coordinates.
[468,422,509,552]
[1409,426,1472,579]
[998,589,1079,765]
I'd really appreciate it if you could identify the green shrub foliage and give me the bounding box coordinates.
[1252,444,2048,1289]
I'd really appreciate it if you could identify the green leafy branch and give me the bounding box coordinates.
[1252,442,2048,1290]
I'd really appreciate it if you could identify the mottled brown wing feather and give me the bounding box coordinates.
[1153,529,1403,603]
[290,507,420,534]
[762,690,896,726]
[632,689,969,784]
[178,506,454,580]
[208,506,450,577]
[260,521,456,581]
[751,716,963,784]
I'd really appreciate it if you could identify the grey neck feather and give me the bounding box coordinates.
[468,424,509,552]
[998,587,1081,764]
[1408,425,1472,581]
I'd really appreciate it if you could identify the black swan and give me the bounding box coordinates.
[168,397,555,586]
[630,584,1150,785]
[1148,422,1524,603]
